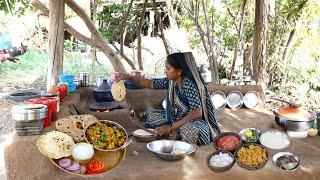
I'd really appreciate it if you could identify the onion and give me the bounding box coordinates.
[58,158,72,168]
[79,166,86,174]
[66,162,80,171]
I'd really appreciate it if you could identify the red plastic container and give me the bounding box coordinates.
[27,97,57,127]
[49,84,68,102]
[57,84,68,101]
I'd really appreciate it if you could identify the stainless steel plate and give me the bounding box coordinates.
[272,152,300,171]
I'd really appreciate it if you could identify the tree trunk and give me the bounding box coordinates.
[90,0,97,82]
[152,0,170,55]
[137,0,148,71]
[166,0,178,28]
[47,0,64,90]
[243,44,252,76]
[119,0,136,70]
[252,0,268,91]
[229,0,247,78]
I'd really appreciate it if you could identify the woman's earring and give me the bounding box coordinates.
[178,73,181,76]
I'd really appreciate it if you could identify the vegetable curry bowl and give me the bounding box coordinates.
[85,120,128,152]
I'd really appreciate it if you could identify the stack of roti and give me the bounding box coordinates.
[37,131,75,159]
[111,80,126,101]
[55,114,98,142]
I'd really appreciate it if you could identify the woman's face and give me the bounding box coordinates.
[165,61,181,80]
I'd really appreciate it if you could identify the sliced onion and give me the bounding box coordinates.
[58,158,72,168]
[79,166,86,174]
[66,162,80,171]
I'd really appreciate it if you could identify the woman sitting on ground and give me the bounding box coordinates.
[115,52,221,145]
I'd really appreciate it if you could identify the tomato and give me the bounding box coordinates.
[217,135,240,149]
[86,160,106,174]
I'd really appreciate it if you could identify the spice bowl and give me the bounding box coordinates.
[206,151,235,173]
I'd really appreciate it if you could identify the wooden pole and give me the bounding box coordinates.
[47,0,64,90]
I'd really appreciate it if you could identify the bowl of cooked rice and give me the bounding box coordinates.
[235,143,269,171]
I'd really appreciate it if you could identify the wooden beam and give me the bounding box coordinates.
[47,0,64,90]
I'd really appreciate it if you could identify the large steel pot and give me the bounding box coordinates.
[11,104,48,121]
[274,106,316,132]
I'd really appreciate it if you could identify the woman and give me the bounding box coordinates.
[115,52,220,145]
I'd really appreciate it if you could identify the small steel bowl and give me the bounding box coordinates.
[206,151,236,173]
[147,140,196,161]
[84,120,129,152]
[239,128,262,143]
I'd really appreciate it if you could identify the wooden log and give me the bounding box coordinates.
[47,0,64,90]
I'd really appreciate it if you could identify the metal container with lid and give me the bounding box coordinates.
[12,104,48,121]
[11,104,47,136]
[80,72,89,87]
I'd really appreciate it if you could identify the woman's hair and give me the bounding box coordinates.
[166,53,185,76]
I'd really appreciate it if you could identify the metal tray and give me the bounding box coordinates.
[50,148,126,176]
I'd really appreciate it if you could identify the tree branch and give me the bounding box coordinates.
[136,0,148,71]
[65,0,102,40]
[153,0,170,55]
[33,0,126,72]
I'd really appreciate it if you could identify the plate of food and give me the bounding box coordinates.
[206,151,236,172]
[213,132,242,151]
[235,143,269,171]
[259,131,290,150]
[37,118,128,176]
[239,128,261,143]
[272,152,300,171]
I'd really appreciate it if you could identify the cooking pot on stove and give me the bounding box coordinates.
[93,79,114,102]
[274,106,316,132]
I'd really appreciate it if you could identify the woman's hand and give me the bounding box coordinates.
[114,72,130,82]
[154,125,172,137]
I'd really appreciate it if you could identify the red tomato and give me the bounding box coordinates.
[86,160,106,174]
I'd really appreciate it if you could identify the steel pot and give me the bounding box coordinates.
[274,106,316,132]
[11,104,48,121]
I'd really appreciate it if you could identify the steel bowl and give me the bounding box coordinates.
[239,128,262,143]
[147,140,196,161]
[84,120,129,152]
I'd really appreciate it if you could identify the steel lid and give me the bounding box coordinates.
[11,104,48,114]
